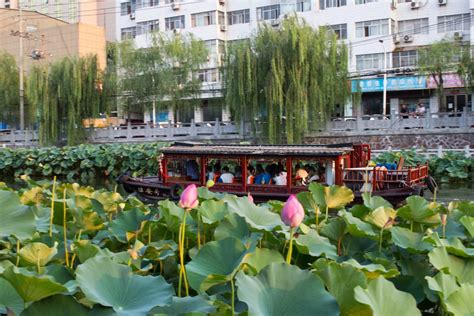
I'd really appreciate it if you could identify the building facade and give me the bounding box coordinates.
[113,0,474,123]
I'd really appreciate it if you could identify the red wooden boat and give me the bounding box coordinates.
[118,142,435,205]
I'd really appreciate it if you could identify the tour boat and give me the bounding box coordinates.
[118,142,435,205]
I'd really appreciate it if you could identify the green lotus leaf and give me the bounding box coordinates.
[91,191,123,214]
[236,263,339,316]
[109,208,152,243]
[320,217,346,242]
[144,240,177,261]
[243,248,285,274]
[451,201,474,216]
[197,187,225,200]
[214,213,250,242]
[362,193,393,210]
[426,272,459,301]
[1,267,67,302]
[295,226,338,259]
[364,207,397,229]
[354,277,421,316]
[390,227,432,253]
[149,295,216,315]
[20,186,45,206]
[32,206,51,233]
[20,294,107,316]
[197,200,229,224]
[341,210,378,240]
[308,183,354,209]
[0,278,24,316]
[313,259,370,316]
[0,190,36,240]
[424,233,474,258]
[428,247,474,284]
[434,217,466,239]
[76,256,173,315]
[342,259,399,279]
[186,237,248,292]
[72,240,100,264]
[158,200,192,233]
[397,196,440,223]
[19,242,58,267]
[444,283,474,316]
[224,196,284,231]
[296,191,320,213]
[459,216,474,237]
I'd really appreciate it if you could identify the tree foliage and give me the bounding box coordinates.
[224,17,349,144]
[0,51,19,126]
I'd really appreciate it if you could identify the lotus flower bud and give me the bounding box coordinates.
[441,214,447,226]
[206,179,215,188]
[179,184,199,209]
[281,195,305,228]
[247,193,254,204]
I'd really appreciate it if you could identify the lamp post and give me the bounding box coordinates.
[379,39,387,117]
[19,1,25,131]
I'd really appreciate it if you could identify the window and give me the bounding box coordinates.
[165,15,185,30]
[356,53,389,71]
[138,0,159,8]
[192,11,216,27]
[438,14,471,33]
[137,19,159,35]
[329,23,347,39]
[355,0,378,4]
[257,5,280,21]
[356,19,389,38]
[320,0,346,10]
[218,11,225,25]
[392,50,418,68]
[121,1,133,15]
[398,18,429,35]
[295,0,311,12]
[198,68,219,83]
[121,27,137,40]
[204,40,217,54]
[228,9,250,25]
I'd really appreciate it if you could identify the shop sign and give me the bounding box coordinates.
[426,73,464,89]
[351,76,426,93]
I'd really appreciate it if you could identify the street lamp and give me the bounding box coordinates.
[379,39,387,117]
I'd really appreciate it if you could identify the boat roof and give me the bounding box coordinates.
[161,143,354,157]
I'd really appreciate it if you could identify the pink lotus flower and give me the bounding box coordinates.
[247,193,254,204]
[179,184,199,209]
[281,195,305,228]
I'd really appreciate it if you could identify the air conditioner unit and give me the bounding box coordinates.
[271,19,280,27]
[129,13,135,20]
[393,34,400,44]
[220,25,227,32]
[453,31,463,40]
[438,0,447,5]
[411,1,421,9]
[173,28,181,35]
[219,0,225,5]
[403,34,414,43]
[171,2,180,10]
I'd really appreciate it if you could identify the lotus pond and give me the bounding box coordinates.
[0,179,474,316]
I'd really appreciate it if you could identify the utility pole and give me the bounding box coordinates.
[19,1,25,131]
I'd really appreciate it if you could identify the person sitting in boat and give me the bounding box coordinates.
[185,160,199,181]
[247,165,255,184]
[255,164,272,184]
[213,163,222,182]
[273,165,287,186]
[206,165,215,181]
[295,164,309,186]
[307,166,319,183]
[218,166,234,183]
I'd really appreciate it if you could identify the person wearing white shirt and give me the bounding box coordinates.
[218,166,234,184]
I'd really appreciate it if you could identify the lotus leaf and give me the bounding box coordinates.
[354,277,421,316]
[424,233,474,258]
[0,278,24,316]
[397,196,442,224]
[243,248,285,274]
[144,240,177,261]
[72,240,100,263]
[149,295,216,315]
[109,208,152,242]
[19,242,58,267]
[342,259,399,279]
[1,267,68,302]
[295,226,338,259]
[308,183,354,209]
[390,227,432,253]
[214,213,250,242]
[224,196,284,231]
[320,217,346,242]
[186,237,248,292]
[236,263,339,316]
[75,256,173,315]
[426,272,459,301]
[444,283,474,316]
[0,190,36,240]
[364,207,397,229]
[197,200,229,224]
[459,216,474,237]
[296,191,320,214]
[341,211,378,239]
[362,193,393,210]
[313,259,370,316]
[429,246,474,284]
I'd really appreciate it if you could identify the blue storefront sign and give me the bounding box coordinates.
[351,76,427,93]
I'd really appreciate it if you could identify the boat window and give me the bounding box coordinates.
[292,160,326,186]
[167,158,201,183]
[247,159,287,186]
[206,159,242,184]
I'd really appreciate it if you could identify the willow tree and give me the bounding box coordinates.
[0,52,19,126]
[115,33,208,121]
[224,17,349,144]
[27,55,102,146]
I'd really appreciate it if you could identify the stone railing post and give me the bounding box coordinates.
[239,120,245,136]
[356,112,362,132]
[108,124,114,140]
[462,106,469,128]
[190,119,197,137]
[166,120,173,138]
[464,145,471,157]
[437,145,443,158]
[213,118,220,136]
[145,122,151,139]
[424,109,431,129]
[126,121,132,140]
[10,130,15,145]
[25,129,31,146]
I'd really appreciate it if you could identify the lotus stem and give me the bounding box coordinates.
[230,278,235,316]
[325,206,329,223]
[410,221,414,232]
[148,224,152,244]
[70,254,77,268]
[37,252,40,274]
[337,237,343,256]
[197,215,201,250]
[379,228,384,253]
[433,187,437,203]
[16,239,20,267]
[315,206,320,229]
[63,188,69,267]
[286,227,294,264]
[49,176,57,237]
[178,211,189,297]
